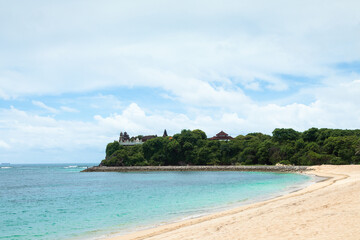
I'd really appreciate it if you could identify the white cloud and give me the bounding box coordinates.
[60,106,79,113]
[138,68,253,111]
[0,107,106,151]
[0,140,10,149]
[85,94,123,110]
[1,1,359,100]
[32,100,59,113]
[32,101,80,114]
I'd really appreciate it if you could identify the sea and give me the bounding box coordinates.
[0,164,315,240]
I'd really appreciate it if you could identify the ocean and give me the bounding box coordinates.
[0,164,314,240]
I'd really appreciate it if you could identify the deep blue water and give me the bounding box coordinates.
[0,164,313,240]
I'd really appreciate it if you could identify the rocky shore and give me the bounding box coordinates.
[82,165,309,172]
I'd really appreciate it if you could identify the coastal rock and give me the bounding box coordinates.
[82,165,309,173]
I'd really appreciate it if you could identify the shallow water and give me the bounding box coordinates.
[0,164,313,240]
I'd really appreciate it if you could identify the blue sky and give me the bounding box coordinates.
[1,0,360,163]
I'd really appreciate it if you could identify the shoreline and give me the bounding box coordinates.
[82,165,308,173]
[101,165,359,240]
[96,171,320,240]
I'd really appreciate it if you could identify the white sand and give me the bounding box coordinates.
[106,165,360,240]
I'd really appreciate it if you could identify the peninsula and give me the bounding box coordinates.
[97,128,360,168]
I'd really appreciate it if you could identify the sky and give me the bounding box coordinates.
[1,0,360,164]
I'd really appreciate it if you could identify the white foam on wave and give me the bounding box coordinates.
[0,167,12,169]
[64,165,78,169]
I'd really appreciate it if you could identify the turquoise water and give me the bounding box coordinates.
[0,164,312,240]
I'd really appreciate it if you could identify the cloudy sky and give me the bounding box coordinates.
[1,0,360,163]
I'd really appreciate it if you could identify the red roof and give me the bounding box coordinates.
[209,131,233,140]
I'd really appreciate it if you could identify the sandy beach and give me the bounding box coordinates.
[106,165,360,240]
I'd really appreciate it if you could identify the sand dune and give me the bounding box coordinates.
[106,165,360,240]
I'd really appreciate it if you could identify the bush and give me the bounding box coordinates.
[277,160,291,165]
[329,157,347,165]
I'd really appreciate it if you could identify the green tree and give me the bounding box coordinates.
[197,146,211,165]
[142,137,166,161]
[165,139,181,165]
[192,129,207,141]
[272,128,300,142]
[105,141,121,159]
[256,140,272,165]
[304,142,320,153]
[302,127,319,142]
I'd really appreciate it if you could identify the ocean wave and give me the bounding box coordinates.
[0,167,12,169]
[64,166,88,169]
[64,165,78,168]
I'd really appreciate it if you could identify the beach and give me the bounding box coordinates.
[106,165,360,240]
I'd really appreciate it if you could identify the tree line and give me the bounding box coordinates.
[100,128,360,166]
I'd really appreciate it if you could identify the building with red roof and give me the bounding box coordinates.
[209,131,233,141]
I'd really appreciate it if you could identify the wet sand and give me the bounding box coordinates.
[105,165,360,240]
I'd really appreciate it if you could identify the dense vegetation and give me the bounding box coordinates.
[100,128,360,166]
